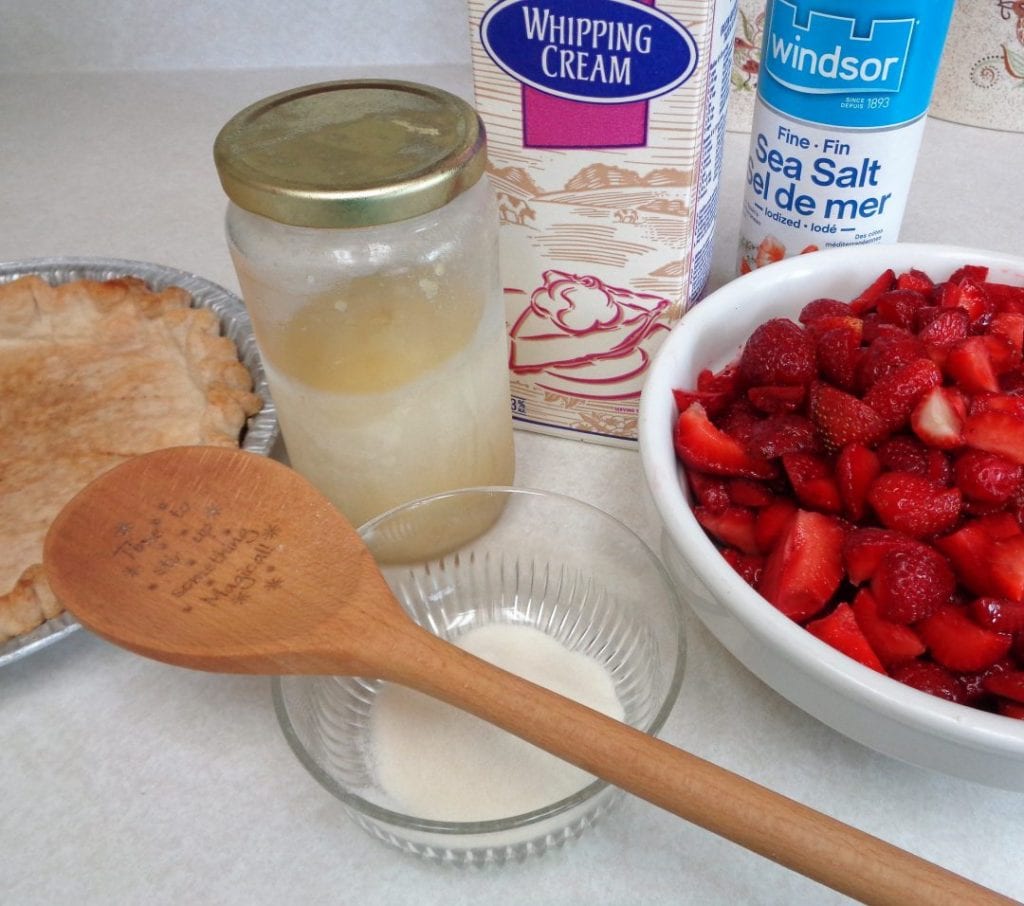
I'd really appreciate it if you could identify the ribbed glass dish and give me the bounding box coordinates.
[273,487,685,866]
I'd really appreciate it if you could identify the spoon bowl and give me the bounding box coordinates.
[42,445,1015,905]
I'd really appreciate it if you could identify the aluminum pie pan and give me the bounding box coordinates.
[0,256,279,667]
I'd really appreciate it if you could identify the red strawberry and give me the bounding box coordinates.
[806,602,886,673]
[747,383,805,414]
[938,277,993,324]
[870,544,956,624]
[721,548,764,586]
[782,452,842,513]
[727,478,775,508]
[953,449,1022,504]
[877,435,931,476]
[875,289,926,331]
[850,268,896,314]
[808,381,887,452]
[949,265,989,284]
[917,604,1013,672]
[814,325,863,390]
[695,506,760,555]
[754,498,797,552]
[744,413,821,460]
[674,403,776,479]
[969,597,1024,633]
[988,534,1024,601]
[984,281,1024,313]
[891,660,968,704]
[842,527,917,585]
[738,318,816,388]
[910,385,967,450]
[697,363,741,394]
[982,670,1024,704]
[896,268,934,294]
[934,522,1004,598]
[867,471,962,538]
[835,443,881,521]
[799,298,854,324]
[998,701,1024,719]
[857,332,927,391]
[851,588,926,667]
[965,409,1024,464]
[917,306,970,353]
[989,311,1024,358]
[687,471,731,511]
[756,509,845,622]
[863,357,942,432]
[945,336,1000,394]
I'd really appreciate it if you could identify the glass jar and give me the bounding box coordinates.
[214,80,515,528]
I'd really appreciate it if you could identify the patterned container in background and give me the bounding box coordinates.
[930,0,1024,133]
[727,0,764,132]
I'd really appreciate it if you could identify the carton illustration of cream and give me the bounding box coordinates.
[468,0,739,445]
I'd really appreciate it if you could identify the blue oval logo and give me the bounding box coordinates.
[480,0,699,105]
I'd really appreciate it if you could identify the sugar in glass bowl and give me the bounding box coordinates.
[273,487,686,864]
[639,243,1024,791]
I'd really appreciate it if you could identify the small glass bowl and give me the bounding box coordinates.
[273,487,686,866]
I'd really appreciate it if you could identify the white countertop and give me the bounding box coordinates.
[2,64,1023,906]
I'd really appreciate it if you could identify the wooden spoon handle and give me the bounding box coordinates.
[375,622,1013,906]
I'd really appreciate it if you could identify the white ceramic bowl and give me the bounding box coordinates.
[639,243,1024,791]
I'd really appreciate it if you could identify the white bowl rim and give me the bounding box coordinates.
[639,242,1024,759]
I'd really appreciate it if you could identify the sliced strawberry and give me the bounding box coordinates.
[697,363,741,394]
[850,588,926,667]
[695,506,760,555]
[738,318,816,388]
[989,311,1024,358]
[806,602,886,673]
[744,413,821,460]
[687,471,731,512]
[949,264,989,284]
[964,408,1024,465]
[997,700,1024,719]
[674,403,776,479]
[891,660,968,704]
[726,478,775,508]
[673,387,733,419]
[910,385,967,450]
[842,526,918,585]
[756,509,845,622]
[917,306,970,354]
[870,544,956,624]
[917,604,1013,672]
[988,534,1024,601]
[782,451,842,513]
[721,548,765,587]
[799,297,854,324]
[857,332,927,391]
[897,268,935,294]
[958,658,1016,706]
[953,449,1022,504]
[867,471,962,538]
[984,281,1024,313]
[814,325,862,390]
[945,336,1000,394]
[835,442,881,521]
[938,277,993,324]
[877,435,931,476]
[969,597,1024,633]
[754,498,797,552]
[747,383,805,414]
[863,357,942,431]
[934,522,1002,598]
[982,670,1024,704]
[875,288,926,331]
[808,381,887,452]
[850,268,896,314]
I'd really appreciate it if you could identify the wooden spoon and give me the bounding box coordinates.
[43,446,1011,906]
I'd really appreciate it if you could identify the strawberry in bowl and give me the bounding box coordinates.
[639,244,1024,790]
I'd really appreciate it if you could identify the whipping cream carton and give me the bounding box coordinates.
[467,0,738,446]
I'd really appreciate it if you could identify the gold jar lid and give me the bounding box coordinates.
[213,80,487,229]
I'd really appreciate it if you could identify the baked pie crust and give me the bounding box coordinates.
[0,274,261,642]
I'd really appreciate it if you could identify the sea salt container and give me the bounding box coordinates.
[737,0,955,273]
[468,0,739,446]
[214,80,515,528]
